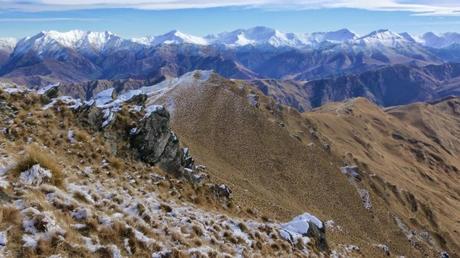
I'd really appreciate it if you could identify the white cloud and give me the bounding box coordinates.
[0,17,100,22]
[2,0,460,16]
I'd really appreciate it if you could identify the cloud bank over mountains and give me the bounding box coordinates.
[2,0,460,16]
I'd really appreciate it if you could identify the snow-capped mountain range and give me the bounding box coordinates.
[3,26,460,87]
[3,27,460,56]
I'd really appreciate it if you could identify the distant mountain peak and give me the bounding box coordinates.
[147,30,208,46]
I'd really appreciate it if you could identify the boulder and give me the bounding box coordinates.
[279,212,329,252]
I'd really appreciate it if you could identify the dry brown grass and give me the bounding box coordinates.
[0,205,21,225]
[10,144,64,187]
[108,156,123,170]
[73,128,91,143]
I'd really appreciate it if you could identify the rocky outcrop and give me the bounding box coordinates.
[128,105,208,182]
[130,106,183,174]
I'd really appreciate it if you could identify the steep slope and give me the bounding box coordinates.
[0,83,333,257]
[304,97,460,256]
[2,71,456,257]
[136,71,442,257]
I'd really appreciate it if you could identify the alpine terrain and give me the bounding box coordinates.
[0,25,459,258]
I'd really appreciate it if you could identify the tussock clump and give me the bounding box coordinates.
[73,128,91,143]
[108,157,123,170]
[10,144,64,187]
[0,205,21,225]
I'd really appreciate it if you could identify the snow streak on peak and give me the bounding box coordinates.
[134,30,208,46]
[13,30,129,58]
[356,29,412,47]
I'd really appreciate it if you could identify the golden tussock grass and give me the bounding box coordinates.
[73,128,91,143]
[10,144,64,187]
[108,156,123,170]
[0,205,21,225]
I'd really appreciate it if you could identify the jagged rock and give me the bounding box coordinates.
[182,148,194,169]
[38,83,60,100]
[307,221,329,252]
[210,184,232,199]
[158,133,183,175]
[77,102,105,129]
[125,93,147,106]
[131,106,182,175]
[183,168,208,185]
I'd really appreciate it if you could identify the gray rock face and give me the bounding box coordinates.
[131,106,182,174]
[307,221,329,252]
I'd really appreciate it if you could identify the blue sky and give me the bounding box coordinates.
[2,0,460,38]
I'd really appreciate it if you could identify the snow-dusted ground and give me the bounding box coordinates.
[0,158,323,257]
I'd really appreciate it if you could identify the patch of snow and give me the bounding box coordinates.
[22,234,38,249]
[19,164,52,186]
[37,83,60,95]
[152,250,172,258]
[43,96,82,110]
[144,105,164,118]
[67,183,95,204]
[130,105,143,112]
[2,87,26,94]
[247,94,258,107]
[67,130,76,143]
[358,189,372,210]
[0,231,7,248]
[71,207,90,221]
[83,166,93,175]
[124,238,132,255]
[129,127,138,135]
[132,227,154,247]
[94,88,115,106]
[0,176,9,189]
[280,212,323,244]
[109,244,122,258]
[340,166,360,180]
[101,108,115,128]
[82,236,102,252]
